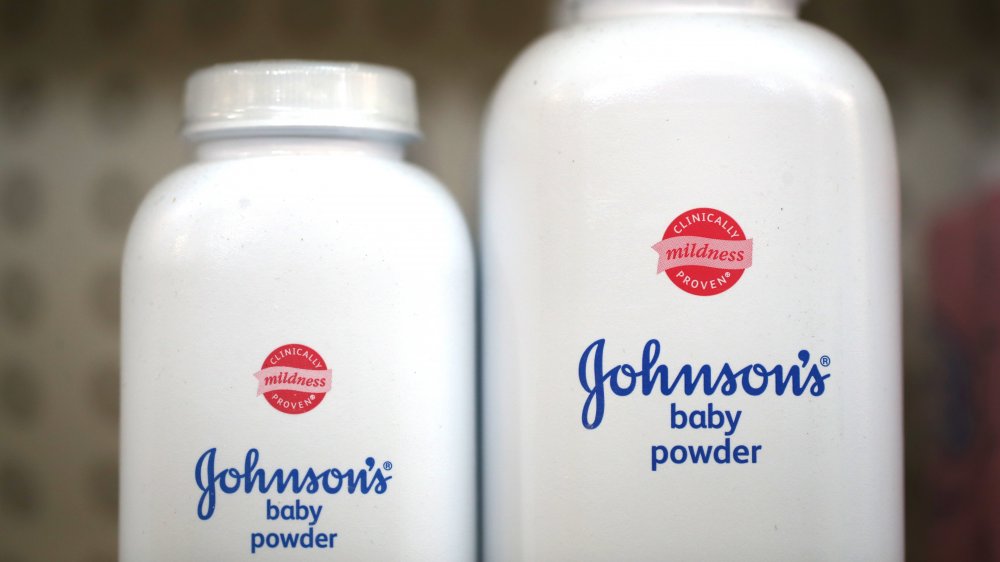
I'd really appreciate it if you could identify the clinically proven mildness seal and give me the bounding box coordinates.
[652,208,754,296]
[253,343,332,414]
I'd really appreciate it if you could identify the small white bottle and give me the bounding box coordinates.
[120,61,474,560]
[482,1,903,560]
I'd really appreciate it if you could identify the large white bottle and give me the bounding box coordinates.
[481,1,903,559]
[120,61,474,560]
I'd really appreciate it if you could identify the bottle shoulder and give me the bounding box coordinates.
[124,155,470,265]
[145,154,446,199]
[488,16,886,117]
[135,154,461,219]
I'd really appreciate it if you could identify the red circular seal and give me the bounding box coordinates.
[653,208,753,297]
[254,343,330,415]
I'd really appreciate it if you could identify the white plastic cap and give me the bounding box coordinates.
[183,60,420,141]
[559,0,805,23]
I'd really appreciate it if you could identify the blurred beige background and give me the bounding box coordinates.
[2,0,1000,560]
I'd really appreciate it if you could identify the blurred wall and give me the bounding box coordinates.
[1,0,999,560]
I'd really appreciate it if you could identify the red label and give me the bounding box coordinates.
[652,208,753,296]
[253,344,331,415]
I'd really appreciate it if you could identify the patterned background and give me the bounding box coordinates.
[1,0,999,560]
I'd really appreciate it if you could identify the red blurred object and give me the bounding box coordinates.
[927,189,1000,561]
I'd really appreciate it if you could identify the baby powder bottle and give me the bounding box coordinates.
[481,1,903,560]
[119,61,474,560]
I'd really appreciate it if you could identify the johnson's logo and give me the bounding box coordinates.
[652,208,753,296]
[195,448,392,520]
[578,339,831,430]
[253,344,332,414]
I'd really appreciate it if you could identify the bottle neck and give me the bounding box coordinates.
[192,135,407,162]
[570,0,801,21]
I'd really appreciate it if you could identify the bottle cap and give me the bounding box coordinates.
[560,0,805,23]
[183,60,420,141]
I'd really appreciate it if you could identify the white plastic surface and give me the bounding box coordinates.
[119,135,474,559]
[565,0,805,19]
[481,4,903,561]
[184,61,420,140]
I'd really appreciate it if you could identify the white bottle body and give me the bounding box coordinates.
[120,139,475,560]
[482,9,902,561]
